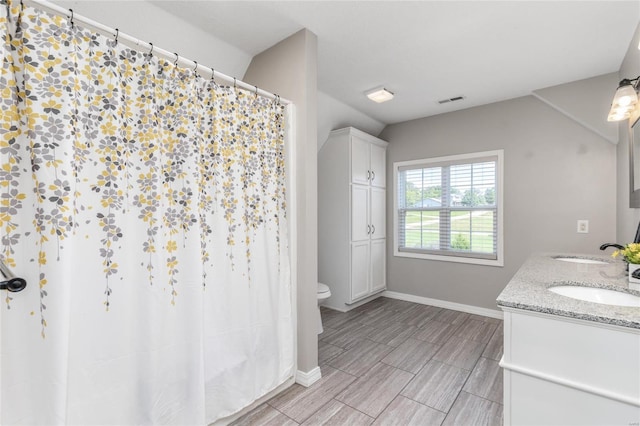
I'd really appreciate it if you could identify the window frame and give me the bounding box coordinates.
[393,149,504,267]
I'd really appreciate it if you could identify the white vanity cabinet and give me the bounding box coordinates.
[319,127,388,311]
[501,308,640,425]
[497,253,640,426]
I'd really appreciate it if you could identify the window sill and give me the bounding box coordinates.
[394,249,504,267]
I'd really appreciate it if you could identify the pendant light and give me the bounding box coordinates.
[608,77,640,122]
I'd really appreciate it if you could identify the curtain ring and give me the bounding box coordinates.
[114,28,119,44]
[173,52,179,67]
[233,77,237,90]
[254,85,259,98]
[68,9,74,28]
[148,42,153,55]
[210,69,215,83]
[193,61,198,74]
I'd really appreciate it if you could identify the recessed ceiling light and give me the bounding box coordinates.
[366,87,394,103]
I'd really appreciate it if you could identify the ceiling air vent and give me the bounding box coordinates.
[438,96,466,105]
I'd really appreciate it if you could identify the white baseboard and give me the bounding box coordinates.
[323,291,384,313]
[321,303,348,313]
[296,366,322,387]
[382,290,503,320]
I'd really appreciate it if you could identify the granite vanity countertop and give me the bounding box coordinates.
[496,252,640,329]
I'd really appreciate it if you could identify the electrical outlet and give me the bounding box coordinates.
[577,220,589,234]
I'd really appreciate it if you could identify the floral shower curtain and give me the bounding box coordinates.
[0,2,293,424]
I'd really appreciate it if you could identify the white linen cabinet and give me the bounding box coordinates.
[318,127,388,311]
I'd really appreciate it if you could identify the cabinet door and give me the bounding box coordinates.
[370,239,386,293]
[351,185,370,242]
[370,143,386,188]
[370,187,385,240]
[351,136,370,185]
[351,241,370,301]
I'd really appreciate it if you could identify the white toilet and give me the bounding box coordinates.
[317,283,331,334]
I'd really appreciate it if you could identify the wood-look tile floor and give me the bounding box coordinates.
[232,297,503,426]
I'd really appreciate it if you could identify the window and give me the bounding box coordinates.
[394,150,503,266]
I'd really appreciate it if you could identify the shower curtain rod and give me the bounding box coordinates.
[22,0,292,105]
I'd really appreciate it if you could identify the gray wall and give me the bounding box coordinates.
[380,95,617,310]
[317,91,385,151]
[533,73,620,144]
[616,22,640,244]
[243,29,319,374]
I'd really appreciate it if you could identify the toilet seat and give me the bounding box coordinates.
[318,282,330,295]
[318,283,331,300]
[317,283,331,334]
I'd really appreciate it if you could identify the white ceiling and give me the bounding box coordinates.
[153,1,638,125]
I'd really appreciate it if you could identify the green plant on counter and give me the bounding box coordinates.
[612,243,640,264]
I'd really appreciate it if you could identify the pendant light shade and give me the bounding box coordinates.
[612,82,638,107]
[608,77,639,122]
[608,107,632,122]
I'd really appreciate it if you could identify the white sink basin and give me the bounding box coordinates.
[549,285,640,307]
[553,257,608,265]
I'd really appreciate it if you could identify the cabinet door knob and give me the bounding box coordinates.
[371,171,375,181]
[371,225,375,234]
[367,170,371,181]
[367,224,371,234]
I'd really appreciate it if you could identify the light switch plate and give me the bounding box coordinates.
[577,220,589,234]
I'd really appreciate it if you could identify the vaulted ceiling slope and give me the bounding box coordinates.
[152,1,640,125]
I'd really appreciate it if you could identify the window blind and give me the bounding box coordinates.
[397,155,498,260]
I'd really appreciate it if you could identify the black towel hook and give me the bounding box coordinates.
[0,259,26,293]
